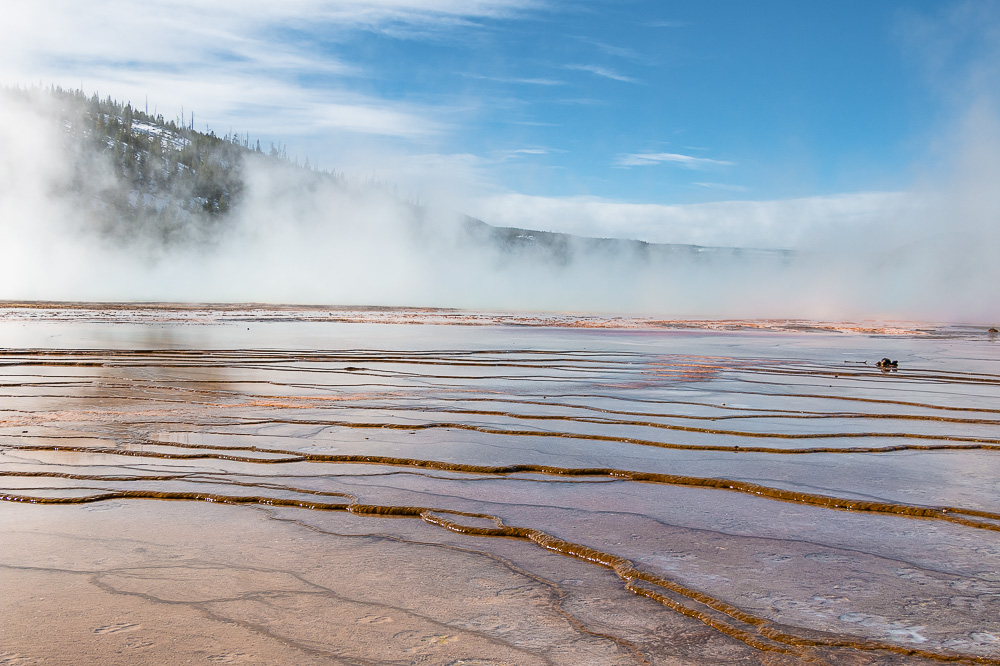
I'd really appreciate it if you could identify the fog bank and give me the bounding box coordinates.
[1,89,998,323]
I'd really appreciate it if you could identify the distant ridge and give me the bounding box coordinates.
[460,216,794,266]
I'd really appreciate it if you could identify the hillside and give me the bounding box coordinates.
[3,85,794,270]
[5,85,287,245]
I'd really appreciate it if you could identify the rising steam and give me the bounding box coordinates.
[1,87,998,322]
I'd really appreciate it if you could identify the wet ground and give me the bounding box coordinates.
[1,305,999,665]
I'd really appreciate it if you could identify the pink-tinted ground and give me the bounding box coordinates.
[2,305,999,665]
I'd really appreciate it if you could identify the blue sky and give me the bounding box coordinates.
[2,0,998,247]
[352,1,922,203]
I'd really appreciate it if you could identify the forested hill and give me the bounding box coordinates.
[4,85,346,245]
[4,85,793,267]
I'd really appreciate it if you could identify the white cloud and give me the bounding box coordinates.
[498,147,563,158]
[616,152,734,168]
[56,68,443,142]
[578,39,641,61]
[565,64,637,83]
[693,182,750,192]
[0,0,539,143]
[468,74,566,86]
[333,150,497,206]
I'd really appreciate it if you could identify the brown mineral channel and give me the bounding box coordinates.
[5,453,1000,531]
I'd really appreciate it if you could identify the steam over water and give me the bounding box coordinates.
[3,89,1000,322]
[2,306,999,664]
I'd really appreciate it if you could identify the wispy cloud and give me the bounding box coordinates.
[503,148,550,155]
[615,152,734,168]
[496,146,565,159]
[42,66,444,141]
[575,38,642,61]
[548,97,608,106]
[467,74,566,86]
[693,181,749,192]
[565,64,637,83]
[0,0,541,143]
[302,0,541,24]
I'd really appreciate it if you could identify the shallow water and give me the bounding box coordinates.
[2,305,999,665]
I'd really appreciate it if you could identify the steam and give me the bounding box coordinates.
[1,87,998,322]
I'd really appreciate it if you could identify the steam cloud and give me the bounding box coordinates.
[1,88,998,322]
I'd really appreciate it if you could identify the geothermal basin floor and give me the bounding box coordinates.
[1,305,999,665]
